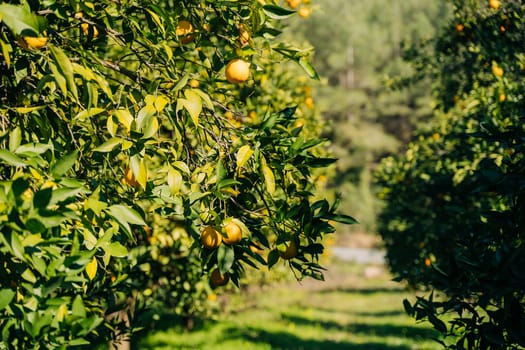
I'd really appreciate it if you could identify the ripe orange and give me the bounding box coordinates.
[210,268,229,287]
[492,65,504,77]
[123,167,140,187]
[176,20,195,44]
[189,79,200,88]
[304,96,314,109]
[488,0,501,9]
[455,23,464,32]
[223,222,242,245]
[279,239,299,260]
[18,36,48,50]
[225,58,250,84]
[286,0,301,9]
[201,225,222,249]
[298,7,312,18]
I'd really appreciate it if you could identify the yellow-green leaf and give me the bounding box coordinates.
[136,104,156,131]
[167,167,183,194]
[49,46,78,100]
[145,9,164,34]
[0,39,10,68]
[262,164,275,195]
[152,95,170,113]
[56,304,67,322]
[130,155,147,188]
[192,89,215,111]
[74,108,105,122]
[236,145,254,170]
[85,257,97,280]
[113,109,133,135]
[178,90,202,127]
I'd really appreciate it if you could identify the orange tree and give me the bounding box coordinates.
[376,0,525,349]
[0,0,354,348]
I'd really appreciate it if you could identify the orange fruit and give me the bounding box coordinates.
[223,222,242,245]
[225,58,250,84]
[298,7,312,18]
[189,79,200,88]
[455,23,464,32]
[286,0,301,9]
[18,36,48,50]
[304,96,314,108]
[492,65,504,77]
[201,225,222,249]
[123,167,140,187]
[210,268,229,287]
[488,0,501,9]
[176,20,195,44]
[279,239,299,260]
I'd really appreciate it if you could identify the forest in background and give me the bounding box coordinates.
[284,0,451,235]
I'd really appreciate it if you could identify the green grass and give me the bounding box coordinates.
[134,261,442,350]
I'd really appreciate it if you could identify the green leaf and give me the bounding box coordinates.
[236,145,254,170]
[130,155,147,188]
[21,268,37,283]
[15,143,52,156]
[0,4,46,36]
[0,39,11,68]
[93,137,123,153]
[49,46,78,100]
[263,5,296,19]
[173,160,190,175]
[105,242,128,258]
[69,338,90,346]
[33,188,52,208]
[0,149,26,167]
[10,232,24,260]
[0,289,15,311]
[192,89,215,111]
[267,249,280,269]
[298,57,320,80]
[107,205,146,226]
[167,168,183,194]
[74,108,105,122]
[261,164,275,195]
[49,187,85,205]
[217,244,235,274]
[50,150,78,178]
[179,90,202,127]
[9,127,21,152]
[71,295,86,318]
[325,213,358,225]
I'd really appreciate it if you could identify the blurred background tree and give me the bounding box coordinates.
[282,0,450,236]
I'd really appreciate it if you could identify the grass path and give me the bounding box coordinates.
[135,260,441,350]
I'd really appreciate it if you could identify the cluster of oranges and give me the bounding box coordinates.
[285,0,312,19]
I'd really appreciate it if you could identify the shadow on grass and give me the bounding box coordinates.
[280,313,439,341]
[311,306,407,318]
[140,325,413,350]
[229,326,412,350]
[317,287,405,295]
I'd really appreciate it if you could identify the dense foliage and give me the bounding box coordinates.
[0,0,353,348]
[377,0,525,348]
